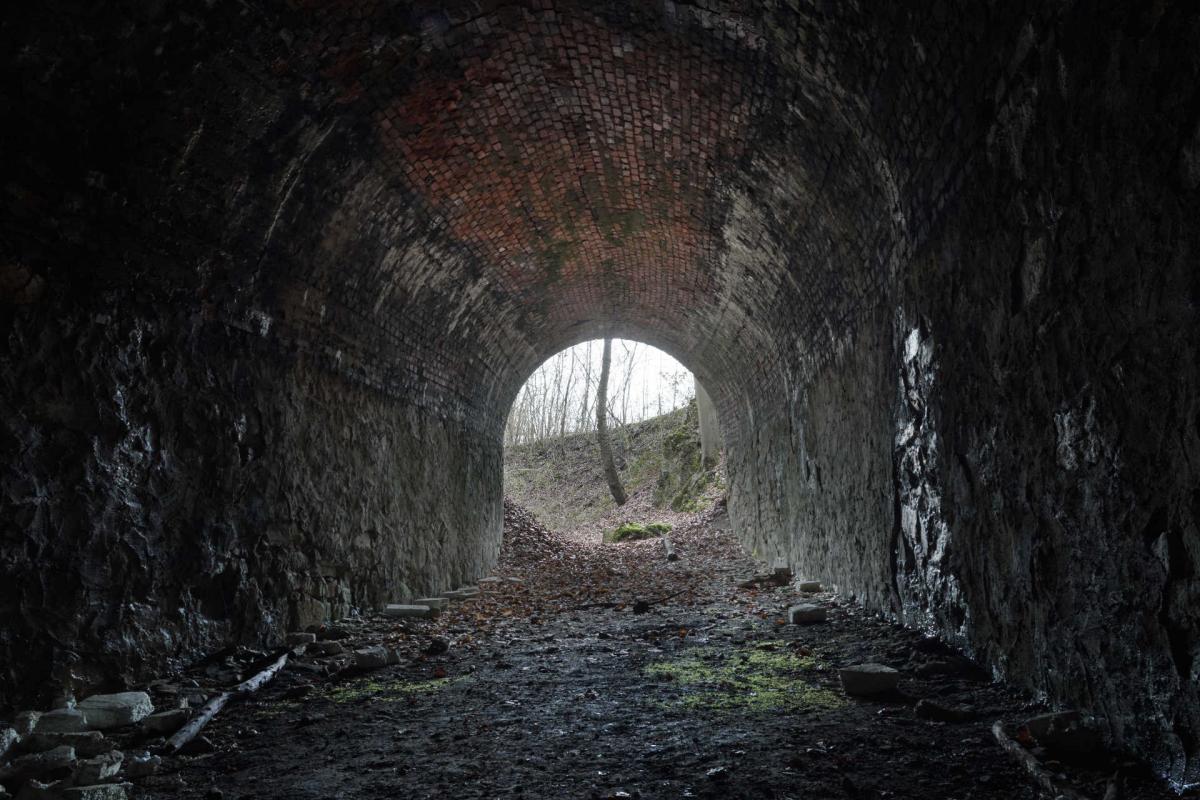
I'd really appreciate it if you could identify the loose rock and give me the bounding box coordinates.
[23,732,112,758]
[382,604,436,620]
[839,664,900,696]
[412,597,448,611]
[787,604,827,624]
[76,693,153,731]
[73,751,123,785]
[797,580,822,592]
[353,647,390,670]
[0,745,76,784]
[33,709,87,734]
[122,752,161,778]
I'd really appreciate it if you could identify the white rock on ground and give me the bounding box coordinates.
[353,647,390,670]
[412,597,448,610]
[839,664,900,696]
[73,750,123,784]
[787,604,828,624]
[76,693,153,731]
[798,580,822,592]
[382,604,436,619]
[62,785,129,800]
[0,727,18,761]
[141,709,189,735]
[33,708,87,734]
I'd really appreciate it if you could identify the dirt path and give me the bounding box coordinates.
[136,508,1172,800]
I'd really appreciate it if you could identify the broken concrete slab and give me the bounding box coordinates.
[76,693,153,731]
[33,708,88,734]
[382,604,436,619]
[412,597,448,611]
[797,580,822,592]
[73,750,123,784]
[353,647,390,670]
[786,604,827,624]
[0,745,76,784]
[23,732,112,758]
[839,664,900,696]
[141,708,189,735]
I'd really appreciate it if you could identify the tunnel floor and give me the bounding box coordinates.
[135,510,1173,800]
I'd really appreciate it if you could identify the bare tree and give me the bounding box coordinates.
[596,337,627,505]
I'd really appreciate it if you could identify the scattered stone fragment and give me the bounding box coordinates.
[353,647,390,670]
[382,604,436,620]
[0,728,18,761]
[915,698,975,722]
[13,713,41,737]
[839,664,900,696]
[285,632,317,646]
[122,751,161,778]
[0,745,76,784]
[33,708,88,734]
[307,641,345,657]
[772,557,792,582]
[73,750,123,784]
[797,580,822,592]
[23,732,112,758]
[76,693,153,731]
[61,785,129,800]
[787,604,827,624]
[141,709,189,735]
[412,597,448,611]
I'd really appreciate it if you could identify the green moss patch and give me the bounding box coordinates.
[644,645,844,714]
[606,521,672,543]
[322,675,464,704]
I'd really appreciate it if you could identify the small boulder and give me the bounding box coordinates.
[787,604,827,624]
[798,580,823,593]
[382,604,436,620]
[141,709,189,736]
[76,693,153,731]
[839,664,900,696]
[73,751,123,785]
[353,647,389,670]
[33,708,87,734]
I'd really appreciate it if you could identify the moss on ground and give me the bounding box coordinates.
[644,645,844,714]
[322,676,463,704]
[605,521,672,543]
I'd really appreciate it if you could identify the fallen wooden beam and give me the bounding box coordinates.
[166,653,289,754]
[991,721,1090,800]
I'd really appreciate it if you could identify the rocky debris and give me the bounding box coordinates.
[442,588,479,602]
[75,694,153,731]
[122,752,160,779]
[22,733,111,758]
[352,647,390,670]
[424,638,449,657]
[72,751,122,785]
[787,604,827,624]
[915,699,975,722]
[382,605,436,619]
[284,633,316,646]
[771,558,792,582]
[0,729,18,761]
[12,716,39,738]
[412,597,448,611]
[839,664,900,696]
[32,710,86,735]
[797,580,822,592]
[141,709,189,736]
[0,746,76,785]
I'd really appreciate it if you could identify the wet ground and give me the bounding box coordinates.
[136,507,1175,800]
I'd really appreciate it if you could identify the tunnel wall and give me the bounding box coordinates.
[0,294,501,708]
[740,4,1200,787]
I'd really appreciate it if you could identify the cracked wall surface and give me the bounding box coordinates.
[1,0,1198,785]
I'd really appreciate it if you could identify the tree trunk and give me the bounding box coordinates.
[597,337,627,506]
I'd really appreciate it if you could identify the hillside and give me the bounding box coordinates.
[503,401,724,534]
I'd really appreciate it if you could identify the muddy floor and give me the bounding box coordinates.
[135,506,1175,800]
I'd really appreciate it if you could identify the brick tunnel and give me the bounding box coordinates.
[2,0,1199,792]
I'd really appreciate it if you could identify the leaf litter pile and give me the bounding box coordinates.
[136,500,1178,800]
